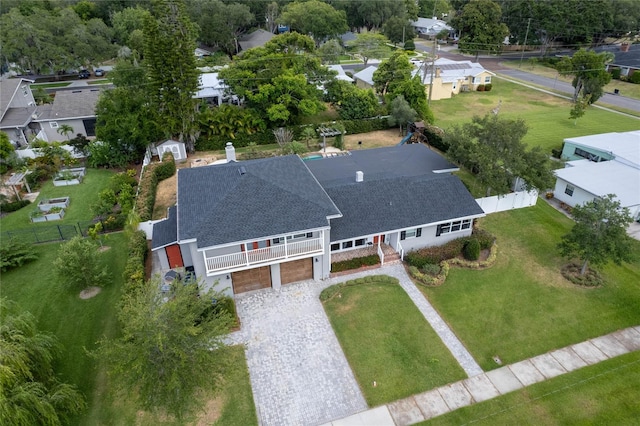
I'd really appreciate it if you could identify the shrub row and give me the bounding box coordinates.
[0,199,31,213]
[405,229,495,267]
[0,238,38,272]
[477,84,493,92]
[122,230,149,297]
[423,125,448,153]
[135,152,176,221]
[409,243,498,287]
[319,275,398,301]
[331,254,380,273]
[194,117,394,151]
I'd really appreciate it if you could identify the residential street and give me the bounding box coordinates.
[414,42,640,115]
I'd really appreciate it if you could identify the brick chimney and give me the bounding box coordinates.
[621,42,630,52]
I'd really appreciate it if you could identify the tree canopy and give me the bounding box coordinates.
[0,299,86,425]
[558,194,634,276]
[218,33,328,126]
[144,0,200,152]
[94,278,233,419]
[278,0,348,45]
[346,33,392,67]
[444,113,555,196]
[372,51,413,97]
[558,48,613,104]
[54,236,109,291]
[388,95,417,135]
[451,0,509,56]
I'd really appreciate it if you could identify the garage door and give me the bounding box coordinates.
[232,266,271,294]
[281,258,313,285]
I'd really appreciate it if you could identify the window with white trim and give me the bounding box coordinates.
[484,76,491,83]
[436,219,472,236]
[331,243,340,251]
[342,241,353,249]
[400,227,422,240]
[355,238,366,246]
[565,184,574,196]
[50,122,59,129]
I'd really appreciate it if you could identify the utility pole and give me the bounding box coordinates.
[428,37,437,107]
[519,18,532,68]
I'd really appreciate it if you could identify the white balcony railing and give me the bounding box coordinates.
[204,237,323,275]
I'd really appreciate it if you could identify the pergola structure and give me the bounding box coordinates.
[4,171,32,201]
[317,126,344,154]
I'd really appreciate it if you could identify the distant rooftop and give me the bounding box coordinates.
[564,131,640,167]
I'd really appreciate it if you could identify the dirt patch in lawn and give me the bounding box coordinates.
[195,395,224,426]
[343,129,404,150]
[79,286,102,299]
[153,174,177,220]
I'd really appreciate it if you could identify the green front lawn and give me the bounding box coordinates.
[429,79,640,153]
[421,202,640,371]
[1,168,115,230]
[322,276,467,407]
[422,351,640,425]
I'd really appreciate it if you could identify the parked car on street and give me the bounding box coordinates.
[94,68,105,77]
[78,69,90,79]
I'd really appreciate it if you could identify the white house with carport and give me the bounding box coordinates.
[151,144,485,297]
[554,131,640,220]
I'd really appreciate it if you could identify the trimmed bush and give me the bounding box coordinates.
[405,229,495,266]
[331,254,380,272]
[484,84,492,92]
[477,85,485,92]
[611,68,621,80]
[423,125,448,153]
[155,152,176,180]
[0,238,38,271]
[0,199,31,213]
[629,71,640,84]
[463,238,480,261]
[472,228,495,250]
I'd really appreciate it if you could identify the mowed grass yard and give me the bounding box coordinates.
[429,78,640,153]
[322,276,467,407]
[0,168,115,230]
[421,351,640,425]
[1,233,257,425]
[420,201,640,371]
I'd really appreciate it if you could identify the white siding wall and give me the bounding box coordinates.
[399,224,474,251]
[554,178,597,207]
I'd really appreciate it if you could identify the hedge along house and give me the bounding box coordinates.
[152,144,485,296]
[554,131,640,220]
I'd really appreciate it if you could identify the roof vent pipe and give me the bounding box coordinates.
[225,142,236,162]
[356,171,363,182]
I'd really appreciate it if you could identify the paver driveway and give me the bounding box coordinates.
[229,280,368,426]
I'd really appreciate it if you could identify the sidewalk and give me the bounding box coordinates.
[321,326,640,425]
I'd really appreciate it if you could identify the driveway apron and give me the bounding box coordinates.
[231,280,368,426]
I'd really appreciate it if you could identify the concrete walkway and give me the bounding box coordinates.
[322,326,640,425]
[227,263,483,425]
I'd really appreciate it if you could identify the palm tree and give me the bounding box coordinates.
[56,124,74,141]
[0,299,86,425]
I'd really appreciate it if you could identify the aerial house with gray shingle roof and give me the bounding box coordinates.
[152,144,484,296]
[34,88,102,142]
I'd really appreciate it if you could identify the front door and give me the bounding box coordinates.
[373,235,385,244]
[165,244,184,268]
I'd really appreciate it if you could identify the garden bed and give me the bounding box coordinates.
[53,167,86,186]
[31,208,65,222]
[37,196,70,211]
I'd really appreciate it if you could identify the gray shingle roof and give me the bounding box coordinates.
[325,174,485,241]
[152,206,178,250]
[37,89,101,120]
[178,155,341,248]
[305,144,458,188]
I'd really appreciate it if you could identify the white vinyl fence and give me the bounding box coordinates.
[475,190,538,214]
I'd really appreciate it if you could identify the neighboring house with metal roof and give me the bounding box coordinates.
[34,88,101,141]
[597,43,640,79]
[353,66,377,90]
[151,143,485,296]
[554,131,640,220]
[327,65,354,83]
[238,29,275,51]
[0,77,37,146]
[414,58,495,100]
[411,17,453,38]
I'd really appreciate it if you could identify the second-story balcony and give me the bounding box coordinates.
[203,235,324,275]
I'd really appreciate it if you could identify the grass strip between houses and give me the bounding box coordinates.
[322,275,467,407]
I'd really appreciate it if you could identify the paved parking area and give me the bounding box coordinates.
[230,280,367,426]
